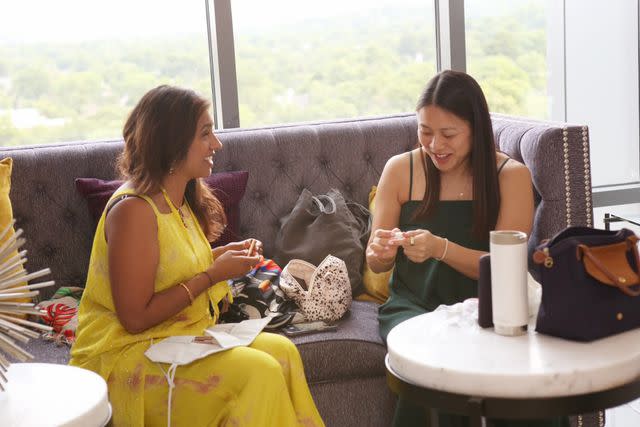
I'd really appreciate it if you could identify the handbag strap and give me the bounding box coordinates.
[311,196,325,214]
[312,195,337,214]
[576,235,640,296]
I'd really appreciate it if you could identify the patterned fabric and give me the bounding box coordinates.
[37,286,84,345]
[280,255,352,322]
[244,257,282,280]
[221,258,300,329]
[69,188,323,427]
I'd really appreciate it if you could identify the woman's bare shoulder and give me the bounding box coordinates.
[380,150,416,188]
[498,155,532,192]
[384,150,415,170]
[497,154,529,173]
[105,195,156,237]
[116,181,135,192]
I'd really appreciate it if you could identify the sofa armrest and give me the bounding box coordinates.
[491,113,593,254]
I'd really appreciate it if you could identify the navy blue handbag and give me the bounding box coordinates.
[533,226,640,341]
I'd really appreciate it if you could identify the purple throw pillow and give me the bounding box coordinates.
[75,171,249,247]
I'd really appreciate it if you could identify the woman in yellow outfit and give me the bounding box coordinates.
[70,85,324,427]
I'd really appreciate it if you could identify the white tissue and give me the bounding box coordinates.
[434,298,480,329]
[527,272,542,320]
[431,273,541,331]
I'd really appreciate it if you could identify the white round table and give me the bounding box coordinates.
[386,300,640,426]
[0,363,111,427]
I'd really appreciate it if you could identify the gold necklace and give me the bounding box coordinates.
[166,194,188,228]
[458,182,472,199]
[176,205,188,228]
[458,181,470,199]
[424,152,472,200]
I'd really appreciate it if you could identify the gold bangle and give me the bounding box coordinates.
[436,237,449,261]
[179,282,194,305]
[202,270,215,286]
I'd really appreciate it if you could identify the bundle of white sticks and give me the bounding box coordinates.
[0,220,55,391]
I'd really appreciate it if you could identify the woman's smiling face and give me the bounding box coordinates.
[417,105,472,174]
[176,110,222,179]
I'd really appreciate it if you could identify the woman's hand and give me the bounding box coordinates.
[367,228,404,265]
[213,238,264,259]
[229,238,263,257]
[401,229,445,263]
[209,249,261,282]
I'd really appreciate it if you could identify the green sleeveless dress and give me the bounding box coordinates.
[378,152,568,427]
[378,151,488,342]
[378,198,485,340]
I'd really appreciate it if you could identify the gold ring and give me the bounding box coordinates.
[410,236,415,246]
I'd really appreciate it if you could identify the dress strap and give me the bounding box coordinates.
[497,157,511,175]
[408,151,414,201]
[160,187,180,214]
[160,186,197,230]
[106,189,161,217]
[105,194,138,216]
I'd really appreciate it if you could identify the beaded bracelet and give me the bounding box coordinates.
[436,237,449,261]
[179,282,194,305]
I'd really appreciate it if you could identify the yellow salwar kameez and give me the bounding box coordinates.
[70,188,324,427]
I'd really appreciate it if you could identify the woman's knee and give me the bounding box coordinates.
[250,353,290,390]
[236,346,283,377]
[252,333,300,358]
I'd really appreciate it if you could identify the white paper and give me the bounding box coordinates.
[204,317,272,348]
[145,317,271,365]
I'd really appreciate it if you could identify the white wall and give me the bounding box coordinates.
[564,0,639,187]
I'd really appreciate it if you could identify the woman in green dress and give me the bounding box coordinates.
[366,70,566,427]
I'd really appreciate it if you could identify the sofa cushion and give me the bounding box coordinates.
[75,170,249,247]
[290,301,386,384]
[73,178,121,221]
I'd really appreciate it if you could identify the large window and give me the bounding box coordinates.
[466,0,640,191]
[2,0,639,205]
[563,0,639,187]
[0,1,211,146]
[231,0,437,128]
[465,0,551,119]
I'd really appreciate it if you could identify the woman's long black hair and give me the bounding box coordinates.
[413,70,499,240]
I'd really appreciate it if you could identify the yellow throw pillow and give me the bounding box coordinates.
[0,158,29,309]
[355,186,392,304]
[0,158,16,239]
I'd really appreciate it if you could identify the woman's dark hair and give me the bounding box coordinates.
[413,70,499,240]
[118,85,226,241]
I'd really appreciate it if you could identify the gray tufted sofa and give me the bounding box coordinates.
[1,112,600,427]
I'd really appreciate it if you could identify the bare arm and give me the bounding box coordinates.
[494,162,534,235]
[106,198,258,334]
[430,238,487,280]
